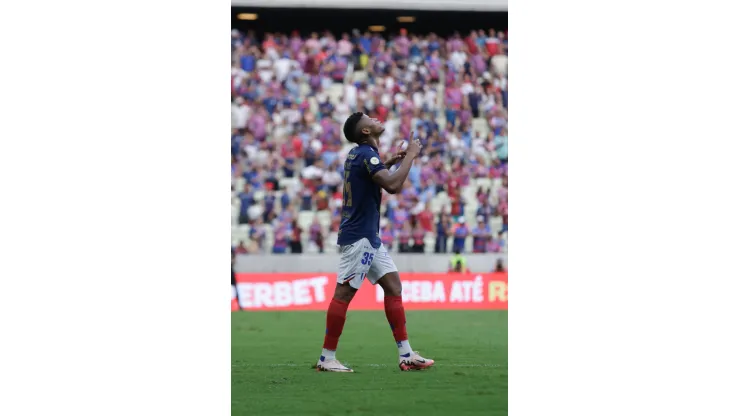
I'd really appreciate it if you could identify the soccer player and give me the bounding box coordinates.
[316,112,435,373]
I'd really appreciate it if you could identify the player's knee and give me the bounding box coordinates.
[383,285,402,297]
[333,283,357,303]
[379,272,403,297]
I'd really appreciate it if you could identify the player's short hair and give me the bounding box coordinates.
[343,112,366,143]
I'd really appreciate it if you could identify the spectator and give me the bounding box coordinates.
[280,189,291,210]
[451,217,470,253]
[411,220,427,253]
[476,186,488,205]
[489,108,508,136]
[338,32,353,56]
[448,248,470,273]
[472,216,492,253]
[315,189,330,211]
[272,221,290,254]
[302,159,325,180]
[418,202,435,233]
[435,213,451,253]
[380,221,395,252]
[300,184,314,211]
[485,235,500,253]
[494,258,507,272]
[309,216,324,253]
[322,160,343,193]
[477,199,495,224]
[494,127,508,162]
[249,218,266,252]
[496,232,507,252]
[237,184,254,225]
[234,241,249,255]
[397,222,412,253]
[262,190,277,223]
[449,195,465,218]
[290,219,303,253]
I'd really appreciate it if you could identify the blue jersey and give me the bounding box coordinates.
[337,144,385,248]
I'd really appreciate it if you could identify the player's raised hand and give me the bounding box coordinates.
[406,138,423,159]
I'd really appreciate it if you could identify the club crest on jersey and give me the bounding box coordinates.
[370,157,380,165]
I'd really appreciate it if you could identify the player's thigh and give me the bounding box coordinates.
[367,243,398,283]
[337,238,376,290]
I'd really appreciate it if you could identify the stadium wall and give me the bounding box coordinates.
[231,0,507,11]
[235,253,506,273]
[233,272,508,310]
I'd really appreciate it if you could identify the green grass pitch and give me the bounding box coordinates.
[232,310,508,416]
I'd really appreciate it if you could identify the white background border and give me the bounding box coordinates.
[1,0,740,414]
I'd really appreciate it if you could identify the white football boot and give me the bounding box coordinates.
[399,351,435,371]
[316,356,354,372]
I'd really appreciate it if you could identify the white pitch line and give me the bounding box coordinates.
[232,363,504,368]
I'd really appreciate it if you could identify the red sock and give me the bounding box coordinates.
[384,296,408,342]
[323,298,349,350]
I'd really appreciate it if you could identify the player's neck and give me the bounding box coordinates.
[359,138,379,149]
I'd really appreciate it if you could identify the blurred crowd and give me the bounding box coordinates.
[231,28,508,255]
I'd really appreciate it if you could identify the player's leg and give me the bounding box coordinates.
[318,282,357,371]
[317,238,374,372]
[369,245,435,371]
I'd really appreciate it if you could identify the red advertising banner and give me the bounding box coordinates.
[232,273,508,311]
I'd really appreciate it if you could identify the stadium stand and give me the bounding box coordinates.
[231,28,508,254]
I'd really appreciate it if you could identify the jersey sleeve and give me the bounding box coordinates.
[361,149,386,177]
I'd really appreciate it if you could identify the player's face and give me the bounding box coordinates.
[362,115,385,135]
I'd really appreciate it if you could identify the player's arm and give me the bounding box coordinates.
[383,146,408,170]
[372,139,422,194]
[383,153,405,170]
[372,159,413,194]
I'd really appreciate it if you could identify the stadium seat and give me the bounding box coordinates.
[231,205,239,226]
[352,71,368,83]
[304,242,319,254]
[489,216,503,233]
[328,83,344,104]
[429,198,444,214]
[472,118,490,137]
[253,190,265,202]
[435,191,450,204]
[232,225,249,244]
[317,211,332,229]
[327,231,339,246]
[233,177,245,192]
[299,82,312,97]
[475,177,493,192]
[298,211,314,231]
[423,235,436,253]
[464,237,473,253]
[463,186,478,204]
[279,177,299,191]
